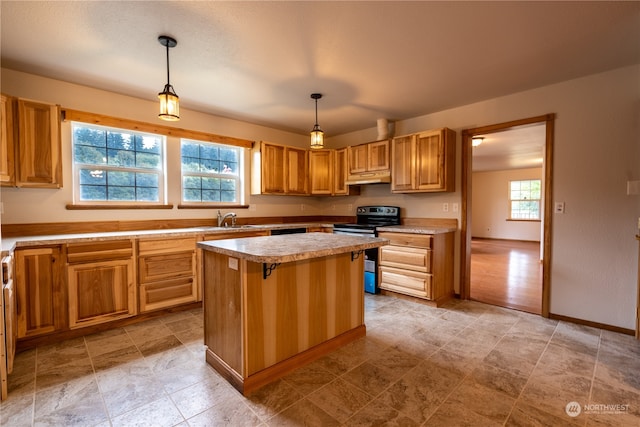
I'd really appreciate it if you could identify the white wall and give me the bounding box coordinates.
[2,64,639,330]
[472,168,543,241]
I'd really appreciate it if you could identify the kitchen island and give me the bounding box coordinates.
[198,232,388,395]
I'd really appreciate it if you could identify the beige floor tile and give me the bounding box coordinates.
[266,398,340,427]
[110,395,184,427]
[345,400,421,426]
[306,378,372,424]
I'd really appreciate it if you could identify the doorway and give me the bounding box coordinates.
[460,114,555,317]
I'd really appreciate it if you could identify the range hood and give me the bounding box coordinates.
[345,170,391,185]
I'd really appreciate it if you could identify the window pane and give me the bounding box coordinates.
[72,123,165,204]
[181,139,243,204]
[108,186,135,201]
[75,145,106,165]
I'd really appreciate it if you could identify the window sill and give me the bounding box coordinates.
[66,204,174,210]
[177,204,250,209]
[506,219,541,222]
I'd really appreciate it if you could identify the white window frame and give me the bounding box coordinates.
[180,139,245,206]
[509,179,541,220]
[71,122,167,205]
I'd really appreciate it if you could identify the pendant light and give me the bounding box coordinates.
[310,93,324,149]
[158,35,180,121]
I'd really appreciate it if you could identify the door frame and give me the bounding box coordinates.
[460,113,555,317]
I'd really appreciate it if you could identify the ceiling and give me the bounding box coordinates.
[1,1,639,167]
[472,123,546,172]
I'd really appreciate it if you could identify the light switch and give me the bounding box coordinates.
[554,202,565,214]
[627,180,640,195]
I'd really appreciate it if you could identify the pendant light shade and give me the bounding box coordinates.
[158,35,180,121]
[310,93,324,149]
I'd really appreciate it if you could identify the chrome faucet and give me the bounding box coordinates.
[217,210,237,227]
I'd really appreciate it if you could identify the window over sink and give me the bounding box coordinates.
[180,139,245,205]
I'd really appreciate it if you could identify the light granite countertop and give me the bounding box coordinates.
[376,225,457,235]
[1,223,334,255]
[198,232,388,263]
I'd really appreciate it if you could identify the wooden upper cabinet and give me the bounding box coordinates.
[391,128,455,193]
[257,141,286,194]
[368,140,390,171]
[0,95,16,185]
[285,146,308,194]
[309,149,333,195]
[348,139,390,174]
[348,144,368,174]
[390,134,415,192]
[333,147,356,196]
[252,141,308,195]
[1,96,62,188]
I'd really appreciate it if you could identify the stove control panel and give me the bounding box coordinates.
[356,206,400,216]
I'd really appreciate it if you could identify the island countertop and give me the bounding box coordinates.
[197,232,388,264]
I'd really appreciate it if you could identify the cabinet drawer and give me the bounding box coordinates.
[139,251,195,284]
[140,277,197,312]
[380,266,432,300]
[380,245,431,272]
[138,237,196,256]
[67,240,133,264]
[378,232,432,248]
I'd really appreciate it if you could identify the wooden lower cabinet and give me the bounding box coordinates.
[15,246,64,338]
[66,240,136,328]
[138,237,198,312]
[378,231,454,305]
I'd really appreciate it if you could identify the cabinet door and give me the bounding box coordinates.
[285,147,308,194]
[67,258,136,328]
[15,247,64,338]
[0,94,15,185]
[260,142,286,193]
[348,144,367,173]
[415,130,444,191]
[333,148,348,195]
[391,135,415,192]
[367,140,390,171]
[415,128,455,192]
[15,99,62,188]
[309,150,333,195]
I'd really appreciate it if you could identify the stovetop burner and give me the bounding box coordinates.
[333,206,401,232]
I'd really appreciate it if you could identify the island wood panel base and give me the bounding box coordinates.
[202,250,365,394]
[206,325,366,396]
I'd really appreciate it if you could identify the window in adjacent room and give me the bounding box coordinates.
[181,139,244,205]
[509,179,541,220]
[72,123,166,204]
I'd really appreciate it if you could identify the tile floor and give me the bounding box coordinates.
[1,295,639,426]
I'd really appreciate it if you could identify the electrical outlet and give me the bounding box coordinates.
[452,203,459,213]
[443,203,449,212]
